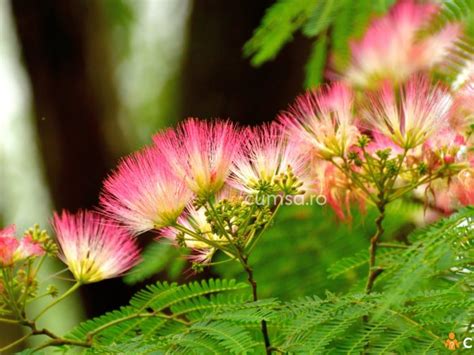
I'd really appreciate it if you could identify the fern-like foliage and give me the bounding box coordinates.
[64,279,259,352]
[272,207,474,353]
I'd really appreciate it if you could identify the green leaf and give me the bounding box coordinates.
[244,0,317,66]
[304,35,328,88]
[302,0,342,37]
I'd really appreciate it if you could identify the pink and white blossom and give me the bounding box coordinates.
[153,118,243,197]
[101,146,193,234]
[0,225,44,266]
[312,161,366,221]
[364,76,452,149]
[0,225,19,266]
[52,210,140,283]
[449,74,474,135]
[279,82,359,159]
[230,123,309,194]
[15,235,45,261]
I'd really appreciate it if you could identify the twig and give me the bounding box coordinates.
[241,255,272,355]
[365,204,386,294]
[34,281,81,321]
[378,242,408,249]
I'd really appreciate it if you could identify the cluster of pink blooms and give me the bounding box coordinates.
[1,0,473,281]
[0,225,44,267]
[101,119,311,263]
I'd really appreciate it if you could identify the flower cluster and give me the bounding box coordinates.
[102,119,310,265]
[0,225,44,267]
[0,225,51,317]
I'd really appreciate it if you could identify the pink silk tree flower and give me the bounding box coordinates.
[153,118,243,198]
[449,74,474,135]
[101,146,193,235]
[452,162,474,207]
[424,167,474,213]
[364,76,452,149]
[312,161,366,221]
[15,235,45,261]
[423,127,467,168]
[0,225,20,266]
[52,211,140,284]
[230,123,309,195]
[0,225,44,266]
[279,82,359,160]
[344,0,461,88]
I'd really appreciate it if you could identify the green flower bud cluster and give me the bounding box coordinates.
[206,198,250,238]
[204,197,273,252]
[26,225,58,256]
[275,165,305,196]
[17,268,39,299]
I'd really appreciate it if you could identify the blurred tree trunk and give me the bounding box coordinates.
[180,0,311,125]
[10,0,128,317]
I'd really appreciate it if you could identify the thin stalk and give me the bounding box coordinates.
[361,147,382,191]
[0,317,19,324]
[378,242,408,249]
[85,312,189,342]
[22,319,90,350]
[33,338,90,351]
[246,199,282,254]
[386,149,408,193]
[2,268,23,317]
[240,255,271,355]
[388,309,440,341]
[205,200,248,266]
[29,311,189,351]
[388,172,442,202]
[238,203,257,237]
[19,260,33,310]
[206,200,237,246]
[33,254,47,278]
[34,281,81,321]
[174,223,230,252]
[331,158,377,204]
[365,205,386,294]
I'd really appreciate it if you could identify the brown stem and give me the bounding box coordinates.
[365,205,386,294]
[22,319,91,350]
[362,205,386,353]
[241,256,271,355]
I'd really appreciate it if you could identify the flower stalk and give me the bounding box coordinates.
[240,254,272,355]
[365,204,386,294]
[34,281,81,321]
